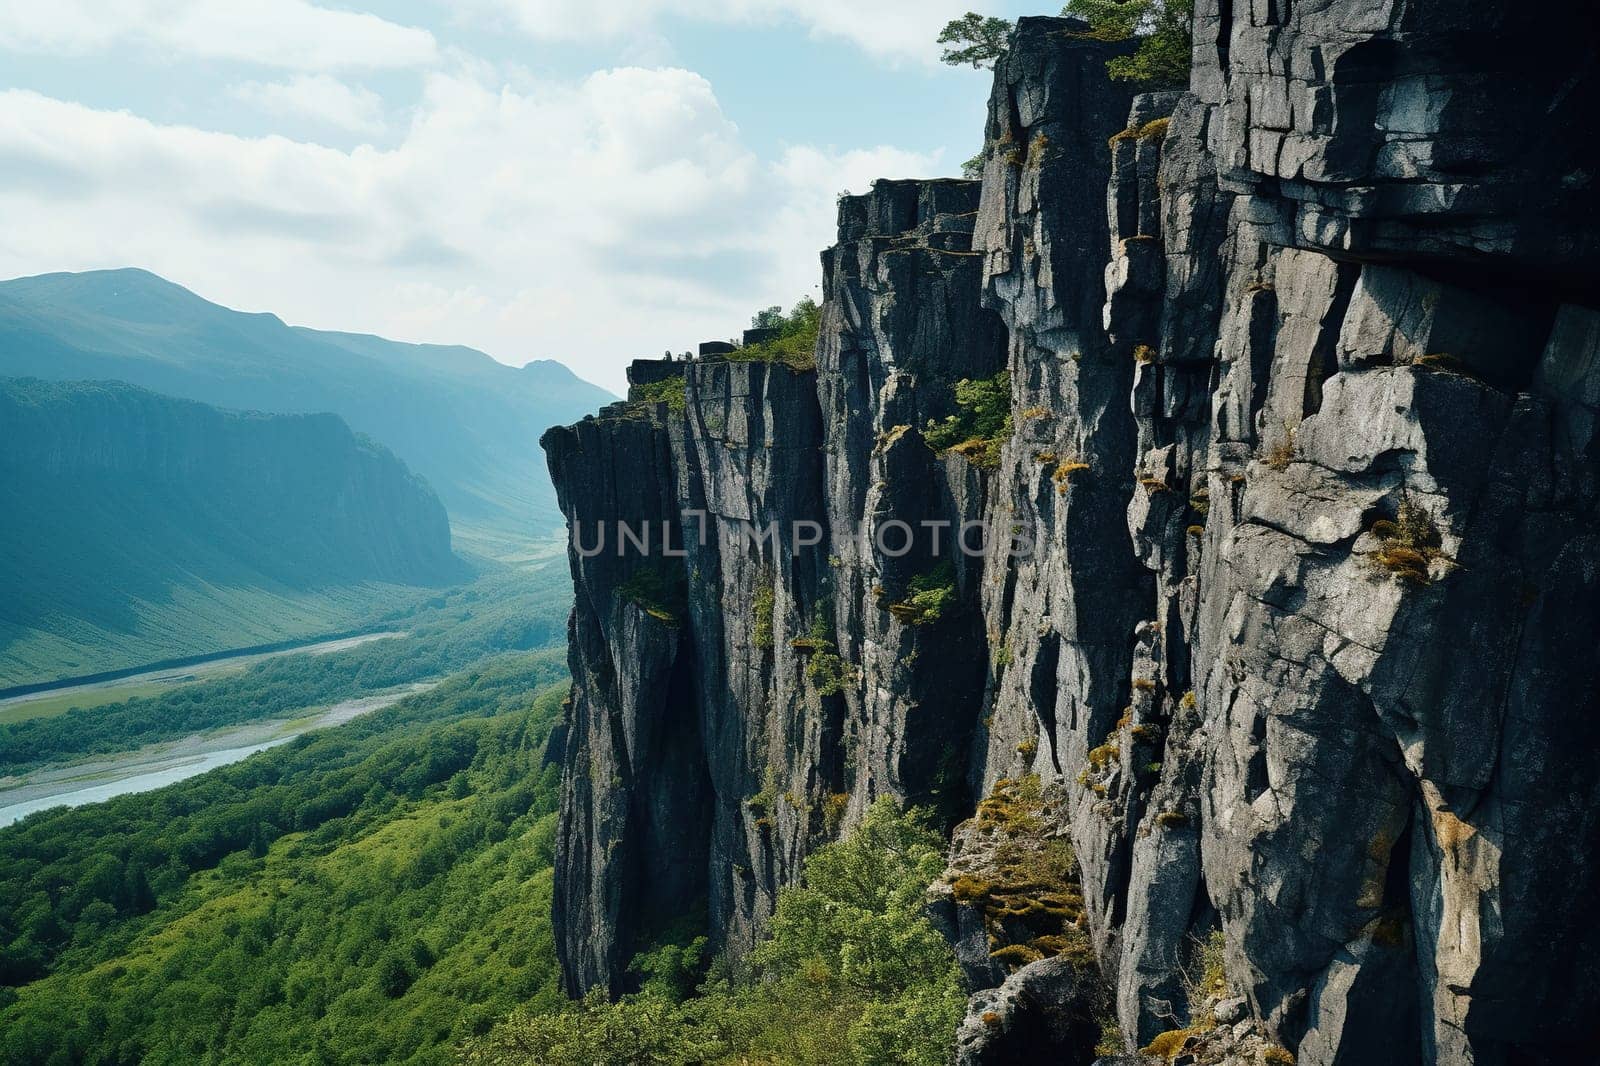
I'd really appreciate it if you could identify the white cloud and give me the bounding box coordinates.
[0,0,438,70]
[231,75,387,136]
[472,0,988,64]
[0,71,939,393]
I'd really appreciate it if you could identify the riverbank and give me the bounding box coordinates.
[0,630,408,724]
[0,680,435,827]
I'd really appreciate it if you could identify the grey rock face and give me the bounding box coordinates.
[546,7,1600,1065]
[544,176,1005,990]
[1190,0,1600,283]
[817,177,1008,833]
[542,411,708,995]
[967,23,1150,987]
[954,955,1106,1066]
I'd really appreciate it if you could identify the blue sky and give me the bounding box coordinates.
[0,1,1043,392]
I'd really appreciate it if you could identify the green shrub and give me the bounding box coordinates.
[631,376,686,413]
[889,562,959,625]
[729,297,821,373]
[937,13,1013,68]
[1064,0,1195,87]
[924,371,1013,470]
[469,800,963,1066]
[808,650,858,697]
[787,603,858,696]
[939,4,1193,86]
[752,579,776,649]
[616,563,688,625]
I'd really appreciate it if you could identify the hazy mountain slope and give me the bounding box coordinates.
[0,269,614,532]
[0,378,466,688]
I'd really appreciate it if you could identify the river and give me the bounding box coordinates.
[0,630,409,716]
[0,682,436,828]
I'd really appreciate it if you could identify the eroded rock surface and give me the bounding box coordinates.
[545,6,1600,1063]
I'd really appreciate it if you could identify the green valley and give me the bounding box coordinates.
[0,651,965,1066]
[0,561,572,774]
[0,652,573,1064]
[0,378,472,690]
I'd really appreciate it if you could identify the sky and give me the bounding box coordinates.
[0,1,1042,393]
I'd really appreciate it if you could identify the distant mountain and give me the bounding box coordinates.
[0,378,467,689]
[0,269,614,535]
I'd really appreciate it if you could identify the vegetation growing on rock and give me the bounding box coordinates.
[1368,500,1455,585]
[751,578,776,649]
[936,13,1014,69]
[615,563,689,625]
[941,776,1092,972]
[631,375,687,414]
[467,799,963,1066]
[728,298,822,373]
[940,3,1194,86]
[1064,0,1194,85]
[888,563,960,625]
[789,604,859,697]
[923,371,1013,470]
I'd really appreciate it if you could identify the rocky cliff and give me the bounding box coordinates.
[543,8,1600,1064]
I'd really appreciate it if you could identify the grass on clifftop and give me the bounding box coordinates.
[728,298,822,373]
[631,376,687,414]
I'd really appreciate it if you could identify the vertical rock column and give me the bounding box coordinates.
[670,356,831,958]
[969,15,1148,969]
[542,402,711,995]
[815,178,1007,830]
[1106,89,1236,1044]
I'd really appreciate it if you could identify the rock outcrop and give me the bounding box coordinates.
[544,175,1006,991]
[545,7,1600,1063]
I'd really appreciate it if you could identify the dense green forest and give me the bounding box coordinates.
[0,652,572,1063]
[0,641,962,1066]
[468,799,964,1066]
[0,562,571,771]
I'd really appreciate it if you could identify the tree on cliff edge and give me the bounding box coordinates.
[936,12,1012,69]
[1066,0,1194,85]
[938,2,1194,86]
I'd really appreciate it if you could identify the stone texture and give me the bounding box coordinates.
[545,7,1600,1065]
[1190,0,1600,283]
[967,22,1149,989]
[542,410,708,995]
[954,955,1106,1066]
[545,176,1006,989]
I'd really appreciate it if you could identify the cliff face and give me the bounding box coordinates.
[0,378,459,587]
[544,177,1008,989]
[544,8,1600,1064]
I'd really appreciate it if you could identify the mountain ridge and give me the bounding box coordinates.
[0,268,614,534]
[0,376,465,688]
